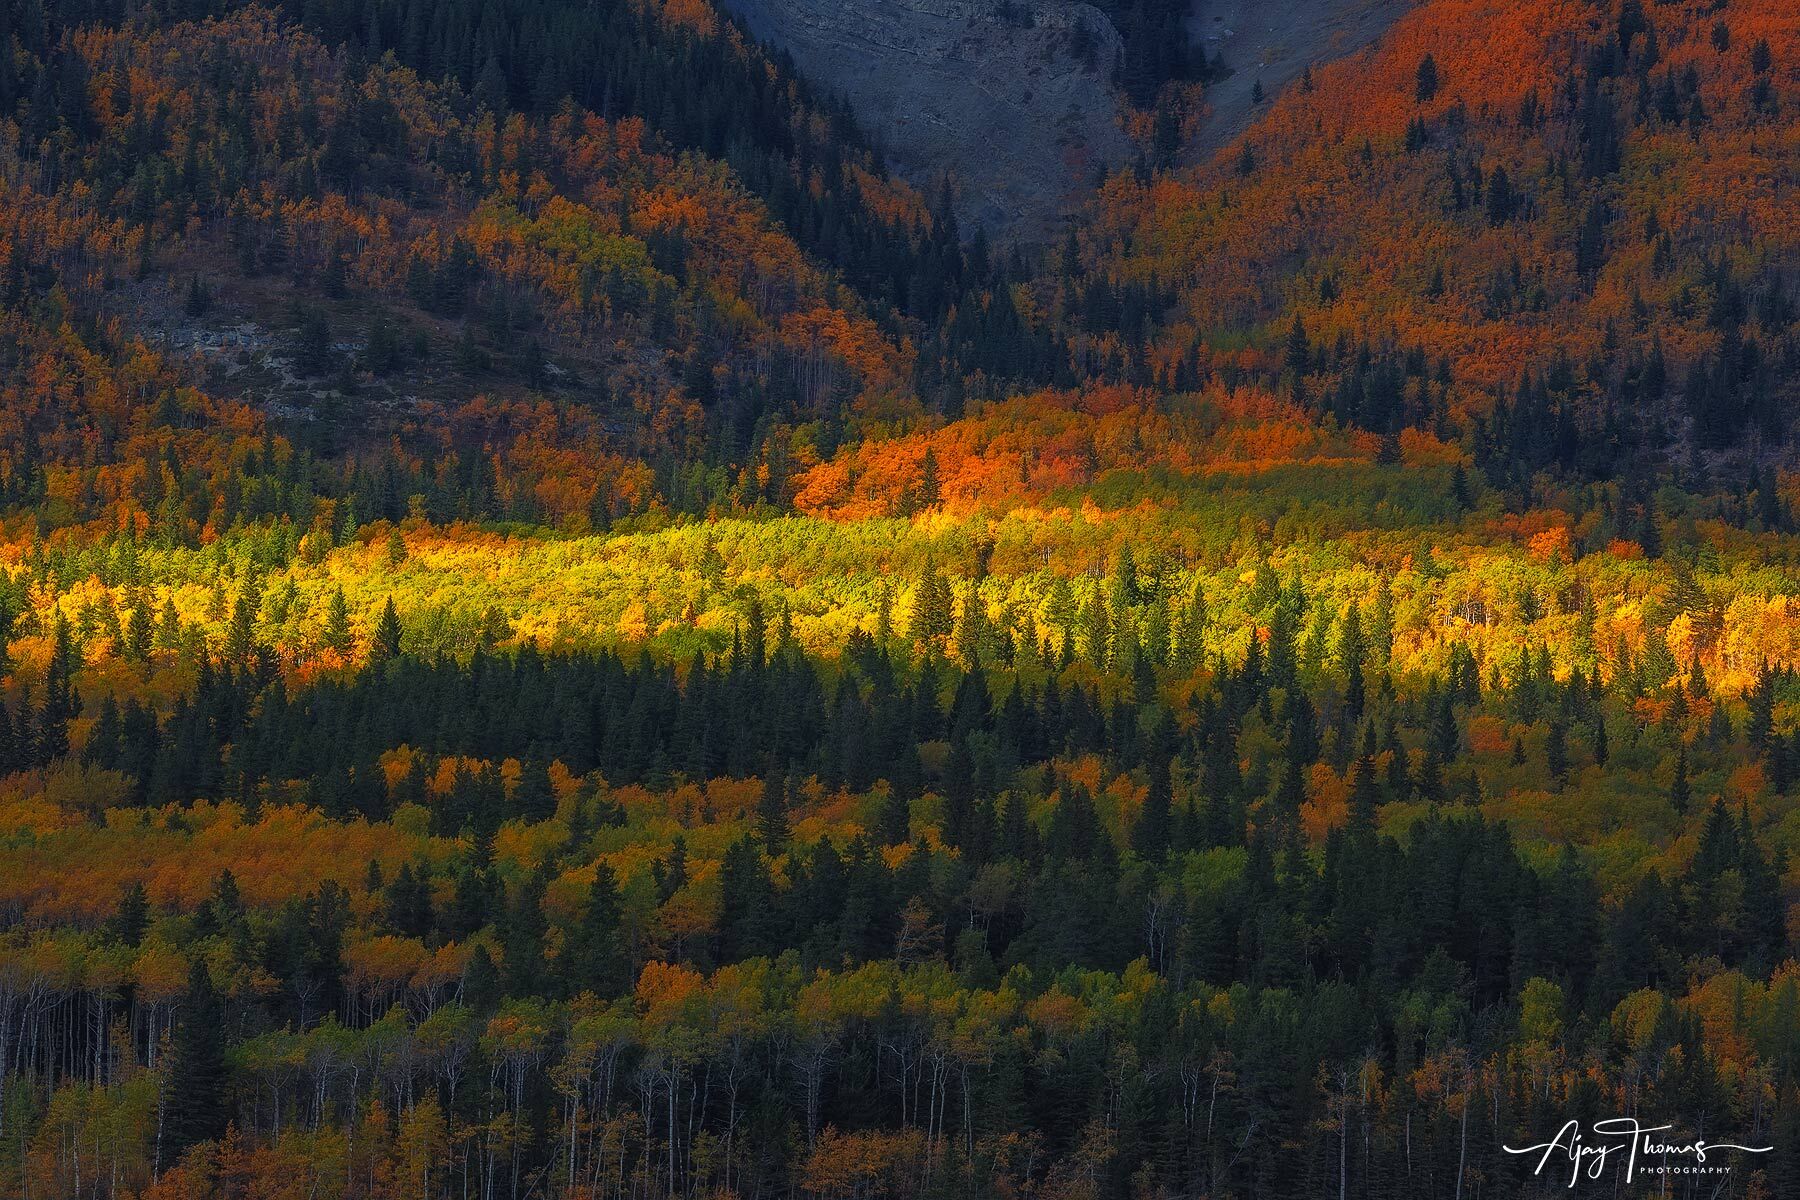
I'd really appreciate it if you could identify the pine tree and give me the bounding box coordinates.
[758,767,789,853]
[1546,717,1569,786]
[918,447,941,511]
[1485,165,1515,225]
[561,862,628,998]
[1450,462,1474,510]
[655,836,689,903]
[952,581,984,666]
[878,782,912,846]
[500,872,548,997]
[154,596,183,653]
[911,561,953,645]
[164,960,231,1160]
[294,305,332,376]
[462,945,501,1015]
[718,836,777,961]
[1285,313,1310,375]
[1348,741,1381,826]
[941,740,976,852]
[514,758,557,823]
[1131,756,1174,862]
[125,602,154,661]
[224,576,262,669]
[448,864,491,940]
[1339,606,1367,722]
[370,598,403,665]
[1670,745,1691,815]
[1415,53,1439,103]
[384,863,433,940]
[324,587,352,654]
[1081,592,1112,668]
[1747,663,1775,751]
[111,881,150,947]
[83,695,122,770]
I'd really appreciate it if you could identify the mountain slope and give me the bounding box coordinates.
[1079,0,1799,482]
[721,0,1130,234]
[0,5,919,539]
[1189,0,1418,157]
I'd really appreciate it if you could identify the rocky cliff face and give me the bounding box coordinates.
[722,0,1129,238]
[1190,0,1415,160]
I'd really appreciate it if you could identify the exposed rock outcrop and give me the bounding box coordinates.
[722,0,1130,238]
[1190,0,1415,160]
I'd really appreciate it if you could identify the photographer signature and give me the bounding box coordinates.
[1505,1117,1771,1187]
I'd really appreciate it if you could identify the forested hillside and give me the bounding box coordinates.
[1078,0,1800,481]
[1,0,1799,1198]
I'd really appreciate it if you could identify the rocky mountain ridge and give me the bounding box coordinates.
[722,0,1131,236]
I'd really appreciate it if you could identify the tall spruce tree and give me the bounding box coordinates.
[165,960,231,1159]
